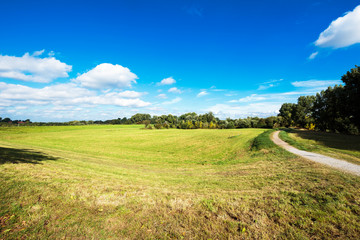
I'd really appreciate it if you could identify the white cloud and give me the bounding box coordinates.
[157,77,176,85]
[230,94,267,103]
[32,49,45,57]
[308,51,318,60]
[257,79,283,90]
[228,89,325,105]
[116,90,144,98]
[0,82,150,108]
[258,84,274,90]
[0,82,92,101]
[197,91,208,97]
[0,52,72,83]
[75,63,138,89]
[156,93,167,99]
[207,103,281,119]
[162,97,182,105]
[291,80,341,88]
[315,5,360,48]
[168,87,182,94]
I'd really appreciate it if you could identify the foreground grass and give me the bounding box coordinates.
[0,125,360,239]
[279,129,360,165]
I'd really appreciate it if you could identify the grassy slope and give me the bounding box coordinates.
[0,126,359,239]
[279,129,360,165]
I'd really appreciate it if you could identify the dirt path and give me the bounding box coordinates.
[271,131,360,176]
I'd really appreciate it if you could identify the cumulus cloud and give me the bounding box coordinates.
[162,97,182,105]
[315,5,360,48]
[75,63,138,89]
[0,82,150,108]
[168,87,182,94]
[157,77,176,86]
[0,52,72,83]
[291,80,341,88]
[197,91,208,97]
[156,93,167,99]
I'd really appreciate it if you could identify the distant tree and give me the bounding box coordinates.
[226,121,235,129]
[265,116,277,128]
[256,118,267,128]
[144,120,151,128]
[2,117,11,123]
[237,119,251,128]
[130,113,151,124]
[199,112,216,123]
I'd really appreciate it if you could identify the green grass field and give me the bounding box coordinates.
[1,125,360,239]
[279,129,360,165]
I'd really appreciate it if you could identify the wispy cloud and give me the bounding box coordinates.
[207,103,281,119]
[291,80,341,88]
[230,94,266,103]
[308,51,318,60]
[197,91,208,97]
[162,97,182,105]
[156,93,167,99]
[257,79,283,90]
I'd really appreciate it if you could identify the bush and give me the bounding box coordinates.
[154,123,162,129]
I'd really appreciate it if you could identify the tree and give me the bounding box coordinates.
[130,113,151,124]
[294,95,315,128]
[278,103,297,127]
[312,85,350,133]
[341,66,360,129]
[144,120,151,128]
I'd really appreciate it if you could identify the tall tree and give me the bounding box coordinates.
[341,66,360,129]
[278,103,297,127]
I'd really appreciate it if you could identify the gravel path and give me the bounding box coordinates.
[271,131,360,176]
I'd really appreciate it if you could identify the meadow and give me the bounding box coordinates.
[0,125,360,239]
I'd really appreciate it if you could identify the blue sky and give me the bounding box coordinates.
[1,0,360,121]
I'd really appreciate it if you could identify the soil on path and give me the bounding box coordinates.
[271,131,360,176]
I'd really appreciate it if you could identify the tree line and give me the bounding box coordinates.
[278,66,360,135]
[0,113,283,129]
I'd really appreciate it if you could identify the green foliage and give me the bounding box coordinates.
[277,66,360,135]
[130,113,151,124]
[342,66,360,129]
[278,103,297,127]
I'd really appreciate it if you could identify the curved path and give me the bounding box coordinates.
[271,131,360,176]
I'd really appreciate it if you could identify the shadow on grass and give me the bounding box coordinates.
[283,128,360,152]
[0,146,58,164]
